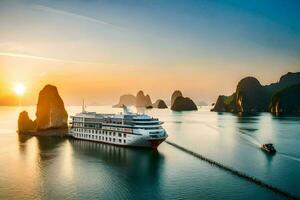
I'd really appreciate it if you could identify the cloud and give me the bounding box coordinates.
[0,51,103,65]
[33,5,122,29]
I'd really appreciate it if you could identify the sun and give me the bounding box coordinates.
[14,83,26,96]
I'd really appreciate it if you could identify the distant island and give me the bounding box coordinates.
[18,84,68,136]
[211,72,300,114]
[113,90,168,109]
[170,90,197,111]
[114,90,198,111]
[153,99,168,109]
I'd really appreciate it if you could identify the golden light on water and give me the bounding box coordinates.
[14,83,26,96]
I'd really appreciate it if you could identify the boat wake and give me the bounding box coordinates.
[198,121,262,148]
[278,153,300,162]
[237,129,261,148]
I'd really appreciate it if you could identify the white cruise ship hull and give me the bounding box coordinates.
[70,129,167,148]
[70,107,168,148]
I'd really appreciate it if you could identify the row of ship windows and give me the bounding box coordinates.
[73,128,127,138]
[73,118,84,122]
[73,123,83,127]
[73,120,123,125]
[74,133,126,144]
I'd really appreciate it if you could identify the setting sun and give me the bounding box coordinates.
[14,83,26,96]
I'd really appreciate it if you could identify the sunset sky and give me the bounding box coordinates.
[0,0,299,105]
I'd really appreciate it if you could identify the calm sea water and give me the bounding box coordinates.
[0,106,299,200]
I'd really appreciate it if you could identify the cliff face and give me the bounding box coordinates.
[35,85,68,130]
[211,72,300,113]
[135,91,153,108]
[113,94,136,107]
[171,90,197,111]
[18,111,35,132]
[171,90,183,106]
[270,83,300,113]
[210,94,236,112]
[235,77,269,112]
[153,99,168,109]
[18,84,68,133]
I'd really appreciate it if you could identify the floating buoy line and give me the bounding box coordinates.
[165,140,299,200]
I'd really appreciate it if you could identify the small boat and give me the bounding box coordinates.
[261,143,276,154]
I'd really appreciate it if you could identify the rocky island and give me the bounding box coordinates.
[153,99,168,109]
[18,84,68,136]
[112,94,136,108]
[114,90,168,109]
[171,90,198,111]
[211,72,300,114]
[135,90,153,108]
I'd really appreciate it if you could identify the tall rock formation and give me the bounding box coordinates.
[135,90,153,108]
[153,99,168,109]
[235,77,269,112]
[211,72,300,113]
[18,84,68,133]
[171,90,183,106]
[270,83,300,113]
[18,111,35,132]
[171,90,198,111]
[35,85,68,130]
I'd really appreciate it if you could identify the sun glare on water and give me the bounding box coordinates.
[14,83,26,96]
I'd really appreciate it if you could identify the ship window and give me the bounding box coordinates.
[123,140,126,143]
[113,132,116,136]
[124,134,126,138]
[105,137,107,141]
[109,138,111,142]
[119,139,122,143]
[113,138,115,142]
[118,133,122,137]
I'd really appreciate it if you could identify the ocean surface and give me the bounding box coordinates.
[0,106,299,200]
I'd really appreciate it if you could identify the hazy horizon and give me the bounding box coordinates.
[1,0,299,105]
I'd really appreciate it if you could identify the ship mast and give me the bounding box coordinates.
[82,99,86,113]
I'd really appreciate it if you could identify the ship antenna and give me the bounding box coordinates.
[82,99,86,113]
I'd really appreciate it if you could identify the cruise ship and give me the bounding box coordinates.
[70,105,168,148]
